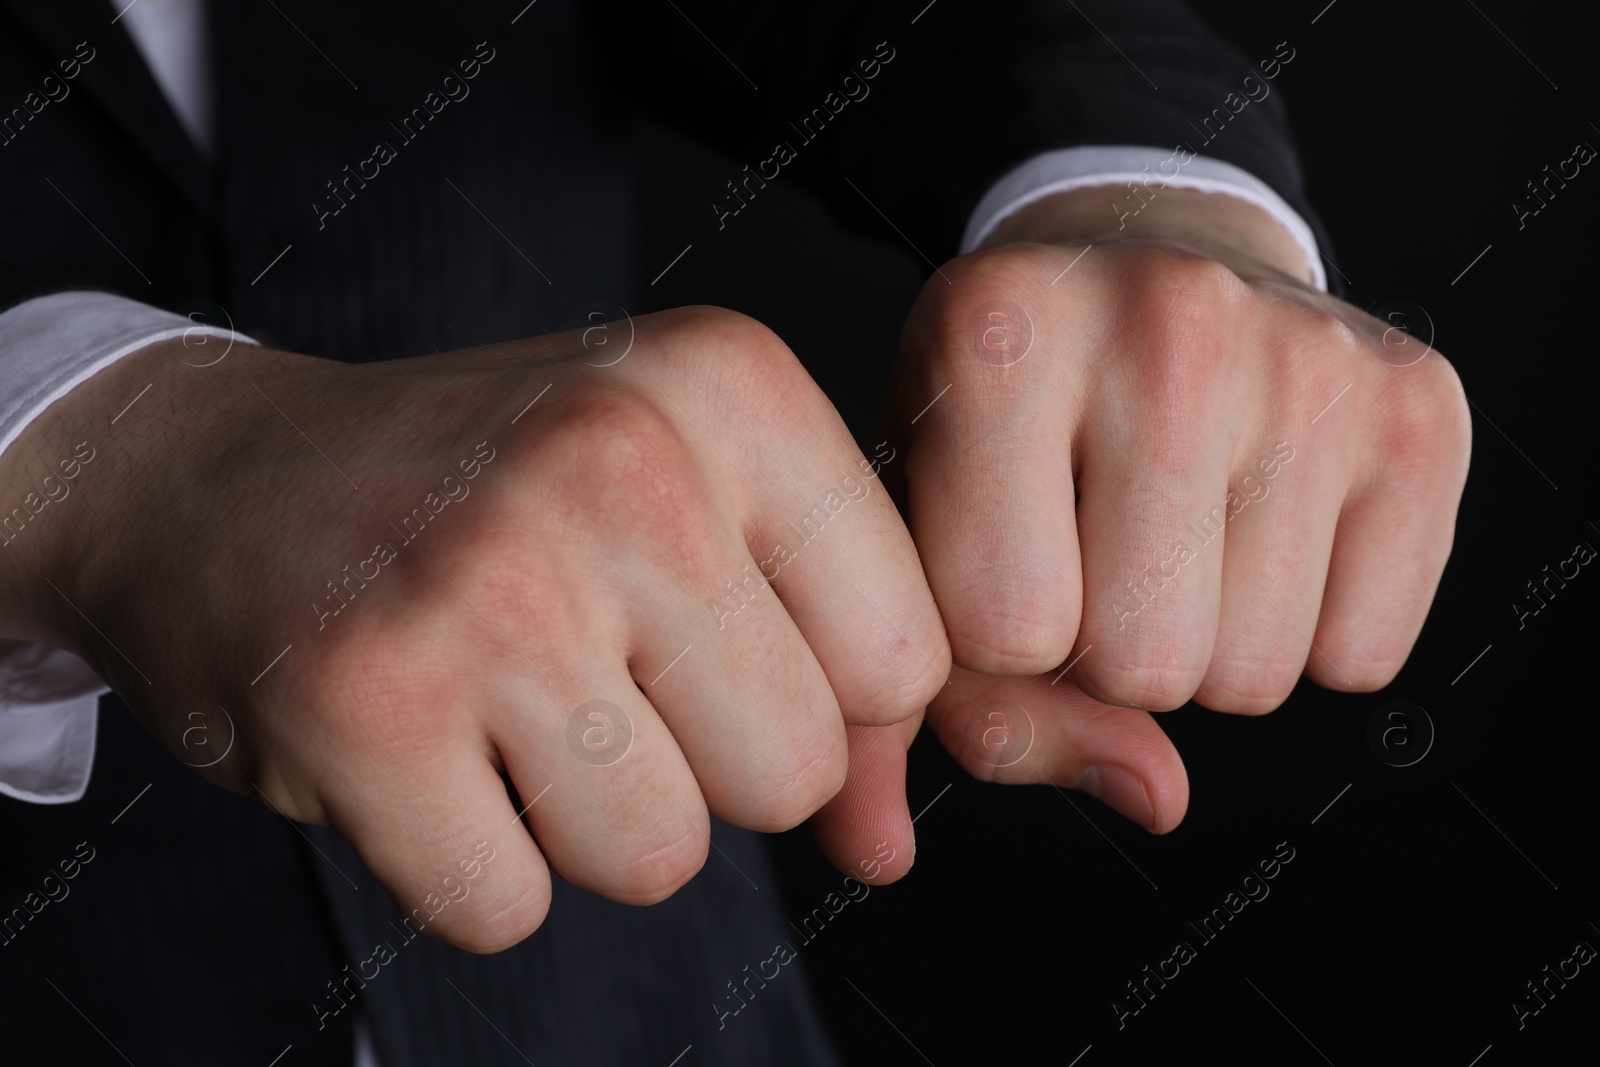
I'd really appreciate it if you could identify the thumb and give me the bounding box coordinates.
[808,714,922,884]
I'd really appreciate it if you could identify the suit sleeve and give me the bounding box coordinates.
[601,0,1330,268]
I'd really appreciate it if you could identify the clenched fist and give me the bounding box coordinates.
[0,305,950,950]
[819,186,1471,840]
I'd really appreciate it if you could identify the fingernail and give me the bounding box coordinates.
[1076,764,1156,831]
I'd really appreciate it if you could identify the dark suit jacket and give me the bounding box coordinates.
[0,2,1328,1063]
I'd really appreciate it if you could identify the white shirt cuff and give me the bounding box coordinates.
[960,145,1327,292]
[0,644,101,804]
[0,290,253,804]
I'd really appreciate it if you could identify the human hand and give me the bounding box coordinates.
[0,305,950,948]
[812,185,1471,841]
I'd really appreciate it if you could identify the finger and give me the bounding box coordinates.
[902,295,1082,675]
[650,584,846,831]
[316,747,552,954]
[744,441,952,727]
[1193,438,1339,712]
[638,529,849,832]
[647,305,951,725]
[1308,407,1470,688]
[809,716,921,885]
[1070,414,1231,712]
[491,673,710,907]
[548,393,850,836]
[927,665,1189,833]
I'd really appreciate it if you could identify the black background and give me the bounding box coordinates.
[640,0,1597,1062]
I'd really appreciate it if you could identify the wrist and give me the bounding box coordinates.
[977,185,1315,286]
[0,334,287,656]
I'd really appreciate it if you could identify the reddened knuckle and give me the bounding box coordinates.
[507,390,673,501]
[1152,343,1225,405]
[536,397,730,574]
[575,403,695,506]
[1124,262,1234,391]
[1375,365,1468,466]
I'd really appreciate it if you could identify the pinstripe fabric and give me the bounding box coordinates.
[305,821,842,1066]
[0,699,357,1065]
[211,0,636,363]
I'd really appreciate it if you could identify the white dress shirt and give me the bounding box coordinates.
[2,3,1325,1059]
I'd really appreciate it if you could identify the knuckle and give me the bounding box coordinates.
[1088,654,1205,711]
[550,394,694,507]
[656,304,807,387]
[561,766,710,906]
[657,304,784,353]
[742,732,848,832]
[937,243,1052,302]
[608,821,710,905]
[946,564,1077,673]
[1198,653,1304,714]
[1320,650,1404,692]
[1263,300,1367,416]
[1122,260,1238,421]
[1129,251,1248,348]
[1304,315,1367,371]
[1375,358,1471,467]
[916,246,1055,380]
[533,395,730,577]
[644,304,839,452]
[1295,303,1368,357]
[447,885,553,954]
[852,633,951,723]
[950,614,1072,676]
[585,424,699,523]
[1137,247,1245,304]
